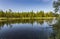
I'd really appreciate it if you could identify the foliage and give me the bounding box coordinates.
[0,9,59,18]
[53,0,60,13]
[52,18,60,39]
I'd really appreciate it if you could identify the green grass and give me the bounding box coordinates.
[0,17,56,20]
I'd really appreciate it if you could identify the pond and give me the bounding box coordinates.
[0,19,57,39]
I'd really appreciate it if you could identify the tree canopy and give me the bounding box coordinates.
[0,9,58,18]
[53,0,60,13]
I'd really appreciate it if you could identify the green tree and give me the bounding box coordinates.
[0,10,5,17]
[53,0,60,13]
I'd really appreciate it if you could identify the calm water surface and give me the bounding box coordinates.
[0,19,57,39]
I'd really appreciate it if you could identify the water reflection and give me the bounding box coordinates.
[51,19,60,39]
[0,19,57,39]
[0,19,57,27]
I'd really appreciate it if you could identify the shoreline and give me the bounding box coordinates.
[0,17,56,19]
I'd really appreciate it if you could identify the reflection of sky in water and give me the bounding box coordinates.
[0,21,54,39]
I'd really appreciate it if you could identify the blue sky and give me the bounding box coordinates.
[0,0,54,12]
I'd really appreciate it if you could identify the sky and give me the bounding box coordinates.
[0,0,54,12]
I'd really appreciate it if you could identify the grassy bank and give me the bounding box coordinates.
[0,17,56,20]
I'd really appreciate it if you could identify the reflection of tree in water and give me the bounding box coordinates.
[6,22,13,28]
[36,19,44,25]
[43,19,56,26]
[0,22,5,30]
[45,19,53,24]
[48,19,52,24]
[49,19,60,39]
[53,19,60,39]
[0,19,54,30]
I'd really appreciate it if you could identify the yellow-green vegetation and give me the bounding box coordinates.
[0,9,59,20]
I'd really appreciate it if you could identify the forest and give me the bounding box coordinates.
[0,9,59,18]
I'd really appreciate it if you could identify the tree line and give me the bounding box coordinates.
[0,9,59,18]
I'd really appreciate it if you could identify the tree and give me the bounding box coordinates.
[9,9,12,13]
[0,10,5,17]
[53,0,60,13]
